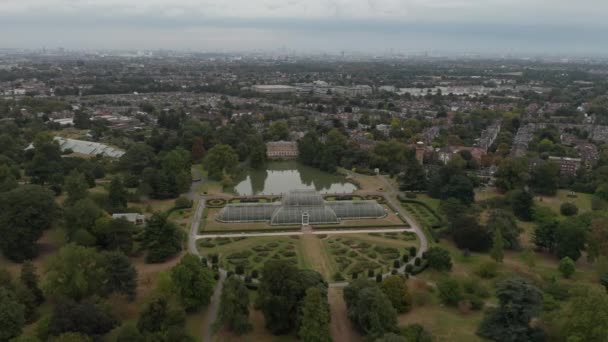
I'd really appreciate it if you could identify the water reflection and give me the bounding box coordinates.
[229,161,357,196]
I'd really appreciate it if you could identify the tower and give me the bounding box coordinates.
[415,141,425,165]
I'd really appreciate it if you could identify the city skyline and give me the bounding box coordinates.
[0,0,607,55]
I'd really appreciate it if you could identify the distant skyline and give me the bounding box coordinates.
[1,0,607,56]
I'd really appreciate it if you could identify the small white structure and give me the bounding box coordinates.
[112,213,145,225]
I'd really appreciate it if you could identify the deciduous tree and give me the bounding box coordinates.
[298,287,331,342]
[381,275,412,313]
[215,277,251,335]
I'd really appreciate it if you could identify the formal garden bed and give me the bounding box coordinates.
[198,236,304,276]
[322,234,419,281]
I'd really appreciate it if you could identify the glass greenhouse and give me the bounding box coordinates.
[216,189,386,225]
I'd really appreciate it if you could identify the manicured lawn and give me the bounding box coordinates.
[338,169,386,193]
[398,304,485,342]
[198,236,306,275]
[535,190,593,216]
[322,233,418,280]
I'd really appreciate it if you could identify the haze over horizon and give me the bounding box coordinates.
[1,0,607,56]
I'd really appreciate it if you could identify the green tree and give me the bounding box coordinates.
[137,296,187,336]
[103,251,137,300]
[437,278,462,306]
[486,209,521,250]
[92,217,137,254]
[587,218,608,262]
[555,217,586,261]
[63,170,88,204]
[441,175,475,206]
[142,213,182,263]
[25,134,63,185]
[477,277,543,342]
[451,214,492,251]
[490,228,505,263]
[0,287,25,342]
[381,275,412,313]
[400,324,433,342]
[558,257,576,278]
[425,247,453,271]
[398,157,426,191]
[298,287,331,342]
[203,144,238,179]
[533,207,559,252]
[53,333,93,342]
[557,287,608,341]
[510,189,534,221]
[20,261,44,306]
[257,261,325,335]
[344,281,397,339]
[530,161,560,196]
[119,143,155,176]
[267,120,290,141]
[63,198,103,240]
[115,322,145,342]
[43,244,107,301]
[215,277,252,335]
[0,185,57,262]
[560,202,578,216]
[47,299,117,338]
[170,254,214,311]
[495,158,528,192]
[108,176,128,212]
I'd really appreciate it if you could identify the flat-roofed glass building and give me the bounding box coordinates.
[217,190,386,225]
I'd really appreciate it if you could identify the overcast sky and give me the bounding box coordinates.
[0,0,607,55]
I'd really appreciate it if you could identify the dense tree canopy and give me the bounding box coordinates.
[0,185,57,262]
[477,277,543,342]
[215,277,252,335]
[257,261,326,335]
[344,279,398,339]
[170,254,214,311]
[142,213,182,263]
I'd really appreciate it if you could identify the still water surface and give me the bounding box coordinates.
[228,161,357,196]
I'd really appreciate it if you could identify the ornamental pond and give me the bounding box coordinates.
[228,161,357,196]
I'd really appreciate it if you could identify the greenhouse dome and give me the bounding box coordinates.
[216,189,386,225]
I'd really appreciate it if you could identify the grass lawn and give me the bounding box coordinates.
[398,304,485,342]
[198,236,306,275]
[338,168,386,193]
[475,187,502,202]
[322,233,418,280]
[168,207,193,231]
[0,227,67,277]
[535,190,593,216]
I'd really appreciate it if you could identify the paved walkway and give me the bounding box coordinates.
[197,227,413,239]
[188,194,226,342]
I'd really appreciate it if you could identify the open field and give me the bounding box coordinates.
[339,169,386,193]
[322,233,418,280]
[535,190,593,215]
[398,303,484,342]
[198,236,306,275]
